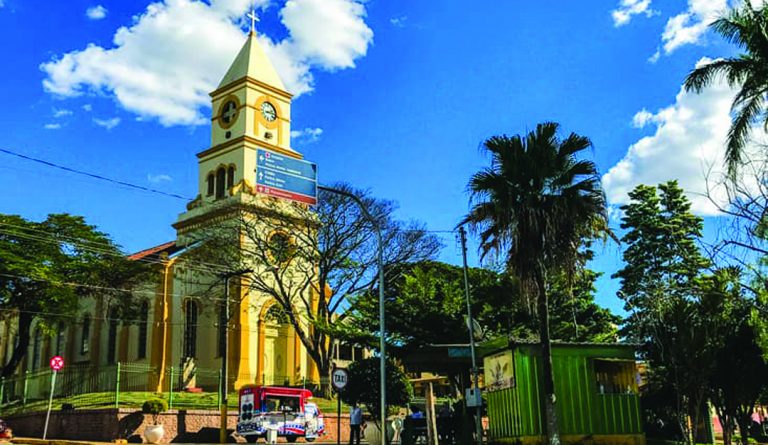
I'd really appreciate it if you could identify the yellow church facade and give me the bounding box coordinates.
[0,30,328,393]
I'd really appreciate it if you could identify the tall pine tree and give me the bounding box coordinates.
[614,181,709,342]
[614,181,711,445]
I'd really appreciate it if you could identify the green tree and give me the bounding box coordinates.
[0,213,150,378]
[703,270,768,445]
[347,261,519,352]
[348,260,619,354]
[683,2,768,175]
[546,267,620,343]
[189,183,440,397]
[614,182,712,444]
[460,122,610,445]
[614,181,709,343]
[339,357,413,425]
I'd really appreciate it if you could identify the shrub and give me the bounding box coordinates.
[339,357,412,423]
[142,399,168,424]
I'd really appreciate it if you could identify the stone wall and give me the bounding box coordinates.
[6,409,351,443]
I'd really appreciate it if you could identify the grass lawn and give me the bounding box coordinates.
[0,391,348,416]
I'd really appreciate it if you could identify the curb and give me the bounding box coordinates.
[11,438,115,445]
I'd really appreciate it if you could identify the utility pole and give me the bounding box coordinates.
[318,184,387,445]
[220,268,253,444]
[459,226,483,445]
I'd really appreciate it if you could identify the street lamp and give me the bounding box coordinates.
[318,184,387,445]
[220,268,253,444]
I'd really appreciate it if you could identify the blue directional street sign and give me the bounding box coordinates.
[255,148,318,205]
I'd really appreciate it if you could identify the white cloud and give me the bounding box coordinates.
[631,108,655,128]
[82,104,93,111]
[40,0,373,127]
[93,116,121,129]
[612,0,656,27]
[86,5,108,20]
[147,173,172,183]
[390,15,407,28]
[281,0,372,69]
[648,49,661,64]
[291,127,323,144]
[53,108,73,118]
[44,123,61,130]
[603,57,745,216]
[660,0,726,55]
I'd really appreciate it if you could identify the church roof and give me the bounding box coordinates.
[128,241,178,261]
[217,32,286,91]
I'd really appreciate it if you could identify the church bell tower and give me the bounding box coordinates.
[189,29,301,210]
[170,24,316,390]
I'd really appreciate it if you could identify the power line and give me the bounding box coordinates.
[0,219,457,274]
[0,307,278,332]
[0,220,135,254]
[0,272,220,301]
[0,147,192,201]
[0,225,232,275]
[0,147,460,233]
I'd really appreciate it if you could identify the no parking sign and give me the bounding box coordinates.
[44,355,65,440]
[50,355,65,371]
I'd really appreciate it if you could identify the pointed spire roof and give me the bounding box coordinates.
[218,32,286,91]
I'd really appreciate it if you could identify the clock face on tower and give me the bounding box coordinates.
[261,101,277,122]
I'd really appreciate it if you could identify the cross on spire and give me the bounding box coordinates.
[247,10,259,34]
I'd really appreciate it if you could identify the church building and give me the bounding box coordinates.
[0,27,336,394]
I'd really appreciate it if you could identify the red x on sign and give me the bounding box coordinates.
[49,355,65,371]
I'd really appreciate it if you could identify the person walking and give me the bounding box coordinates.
[349,403,363,445]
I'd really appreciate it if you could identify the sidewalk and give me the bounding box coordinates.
[10,438,112,445]
[7,438,370,445]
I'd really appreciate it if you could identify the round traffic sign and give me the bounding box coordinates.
[331,368,348,391]
[50,355,65,371]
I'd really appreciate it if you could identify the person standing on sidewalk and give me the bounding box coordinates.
[349,403,363,445]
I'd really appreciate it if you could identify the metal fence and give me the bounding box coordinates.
[0,362,317,416]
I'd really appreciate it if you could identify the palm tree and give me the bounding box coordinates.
[460,122,609,445]
[684,3,768,176]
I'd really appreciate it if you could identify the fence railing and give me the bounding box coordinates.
[0,362,318,416]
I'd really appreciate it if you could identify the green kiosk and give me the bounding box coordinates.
[483,341,645,445]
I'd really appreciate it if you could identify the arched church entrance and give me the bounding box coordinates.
[261,304,297,386]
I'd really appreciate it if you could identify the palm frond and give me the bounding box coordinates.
[460,122,611,313]
[726,92,765,176]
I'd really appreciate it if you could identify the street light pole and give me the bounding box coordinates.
[220,268,253,445]
[459,226,483,445]
[318,185,387,445]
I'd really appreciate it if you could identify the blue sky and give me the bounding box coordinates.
[0,0,745,314]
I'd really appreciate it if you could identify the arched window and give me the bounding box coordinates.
[227,166,235,189]
[216,168,226,198]
[206,173,215,196]
[184,299,198,358]
[107,307,119,364]
[138,301,149,359]
[56,322,64,355]
[2,334,10,369]
[264,305,289,325]
[81,314,91,354]
[31,328,41,370]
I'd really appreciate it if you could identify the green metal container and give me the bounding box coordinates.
[483,342,645,445]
